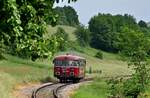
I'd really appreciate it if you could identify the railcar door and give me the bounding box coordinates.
[78,59,86,78]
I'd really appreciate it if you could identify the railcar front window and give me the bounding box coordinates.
[54,60,83,66]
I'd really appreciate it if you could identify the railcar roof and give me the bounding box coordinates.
[54,54,85,60]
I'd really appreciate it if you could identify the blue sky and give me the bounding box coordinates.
[54,0,150,25]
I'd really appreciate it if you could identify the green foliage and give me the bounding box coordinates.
[88,13,139,52]
[54,6,79,26]
[107,78,124,97]
[138,20,148,28]
[123,77,143,98]
[95,51,103,59]
[0,0,75,61]
[52,27,69,51]
[115,27,150,97]
[74,26,91,46]
[0,0,22,46]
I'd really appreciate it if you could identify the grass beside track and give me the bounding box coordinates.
[72,79,109,98]
[0,54,53,98]
[72,79,150,98]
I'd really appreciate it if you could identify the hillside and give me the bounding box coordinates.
[0,48,131,98]
[47,25,77,41]
[0,25,149,98]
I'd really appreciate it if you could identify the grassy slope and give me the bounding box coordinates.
[0,54,53,98]
[57,48,131,77]
[47,25,77,41]
[48,25,131,77]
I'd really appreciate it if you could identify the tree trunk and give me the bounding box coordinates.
[133,94,138,98]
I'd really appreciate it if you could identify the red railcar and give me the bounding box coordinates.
[53,54,86,83]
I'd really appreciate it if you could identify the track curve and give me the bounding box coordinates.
[31,78,93,98]
[31,82,59,98]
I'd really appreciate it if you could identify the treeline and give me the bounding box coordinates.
[75,13,150,53]
[54,6,79,26]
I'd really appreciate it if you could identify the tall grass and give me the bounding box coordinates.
[0,54,54,98]
[0,72,16,98]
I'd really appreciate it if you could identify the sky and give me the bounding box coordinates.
[54,0,150,25]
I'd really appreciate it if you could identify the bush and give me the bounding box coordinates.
[53,27,69,51]
[95,51,103,59]
[107,77,145,98]
[107,78,124,98]
[123,77,143,98]
[74,26,91,47]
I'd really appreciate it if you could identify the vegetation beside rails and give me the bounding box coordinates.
[72,79,109,98]
[72,79,150,98]
[0,54,54,98]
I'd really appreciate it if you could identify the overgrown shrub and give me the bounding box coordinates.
[74,26,91,47]
[95,51,103,59]
[123,77,143,98]
[107,78,124,98]
[53,27,69,51]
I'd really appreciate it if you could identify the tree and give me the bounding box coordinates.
[89,14,117,52]
[116,27,150,98]
[74,26,91,46]
[138,20,148,28]
[0,0,77,60]
[88,13,139,52]
[54,6,79,26]
[52,27,69,51]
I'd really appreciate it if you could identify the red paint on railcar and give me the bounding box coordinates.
[53,54,86,83]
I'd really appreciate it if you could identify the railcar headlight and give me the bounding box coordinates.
[56,72,60,75]
[70,72,74,76]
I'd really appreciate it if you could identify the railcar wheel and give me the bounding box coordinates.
[60,79,67,83]
[60,79,63,83]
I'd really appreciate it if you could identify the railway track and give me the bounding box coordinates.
[53,83,71,98]
[31,82,60,98]
[31,76,134,98]
[31,75,135,98]
[31,78,93,98]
